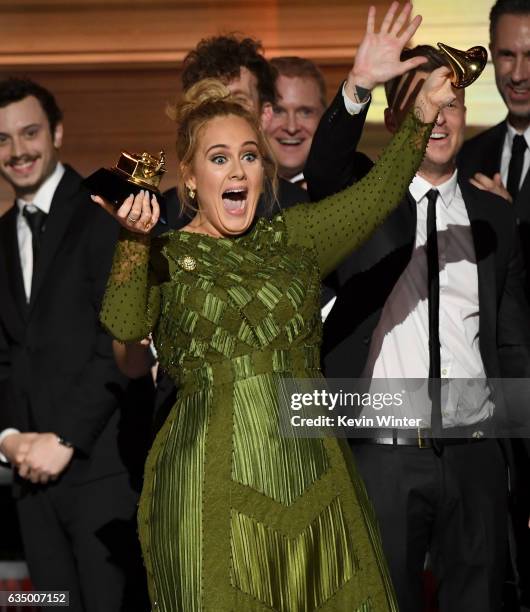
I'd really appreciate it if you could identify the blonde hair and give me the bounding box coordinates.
[167,78,278,216]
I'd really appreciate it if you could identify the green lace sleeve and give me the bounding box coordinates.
[100,229,163,342]
[283,109,433,278]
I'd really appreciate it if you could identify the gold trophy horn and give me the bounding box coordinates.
[437,42,488,88]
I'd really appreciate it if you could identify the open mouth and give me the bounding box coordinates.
[222,188,248,215]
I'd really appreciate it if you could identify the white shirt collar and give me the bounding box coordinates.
[409,170,458,209]
[289,172,305,184]
[16,162,65,214]
[505,121,530,151]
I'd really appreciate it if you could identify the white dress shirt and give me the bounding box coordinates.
[363,172,494,427]
[16,162,65,301]
[342,82,370,116]
[500,122,530,191]
[0,162,65,460]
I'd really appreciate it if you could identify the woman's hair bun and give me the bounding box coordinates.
[167,78,232,123]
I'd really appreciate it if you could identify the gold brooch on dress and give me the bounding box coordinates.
[178,255,197,271]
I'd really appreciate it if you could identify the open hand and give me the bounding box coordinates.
[469,172,512,203]
[347,2,426,99]
[91,189,160,234]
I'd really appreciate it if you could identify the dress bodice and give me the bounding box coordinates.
[154,217,322,386]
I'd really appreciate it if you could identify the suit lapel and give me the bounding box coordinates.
[484,121,506,178]
[381,190,417,250]
[514,166,530,220]
[0,207,27,337]
[354,193,416,275]
[29,166,81,311]
[459,179,497,342]
[482,119,529,220]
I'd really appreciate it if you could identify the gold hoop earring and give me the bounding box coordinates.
[188,188,196,200]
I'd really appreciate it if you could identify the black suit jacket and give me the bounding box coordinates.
[305,85,373,203]
[458,120,530,299]
[0,165,153,488]
[305,87,530,429]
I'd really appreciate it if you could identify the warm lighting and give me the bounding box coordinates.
[366,0,505,127]
[412,0,505,126]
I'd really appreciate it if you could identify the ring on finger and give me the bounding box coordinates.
[128,214,140,223]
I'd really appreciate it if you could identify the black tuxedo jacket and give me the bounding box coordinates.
[322,181,530,383]
[458,120,530,299]
[0,165,153,487]
[305,85,373,203]
[305,87,530,428]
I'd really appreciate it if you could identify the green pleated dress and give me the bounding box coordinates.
[100,111,431,612]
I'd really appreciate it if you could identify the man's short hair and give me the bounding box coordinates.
[270,56,327,109]
[385,45,450,109]
[490,0,530,42]
[0,77,63,134]
[181,34,276,108]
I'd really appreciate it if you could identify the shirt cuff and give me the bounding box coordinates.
[342,82,370,116]
[149,338,158,361]
[0,428,20,463]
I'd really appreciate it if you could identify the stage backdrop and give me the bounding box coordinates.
[0,0,501,214]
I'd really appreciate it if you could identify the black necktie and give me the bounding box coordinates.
[22,206,47,264]
[507,134,527,202]
[426,189,443,450]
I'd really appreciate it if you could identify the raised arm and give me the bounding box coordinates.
[306,1,428,200]
[305,88,372,202]
[284,66,455,279]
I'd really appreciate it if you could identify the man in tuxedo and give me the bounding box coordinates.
[457,1,530,604]
[0,78,151,611]
[305,42,530,612]
[264,56,327,189]
[458,0,530,297]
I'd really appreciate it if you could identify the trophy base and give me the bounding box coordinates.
[83,167,163,206]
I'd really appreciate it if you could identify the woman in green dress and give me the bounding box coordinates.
[93,5,456,610]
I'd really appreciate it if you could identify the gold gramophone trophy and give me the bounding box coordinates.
[437,42,488,88]
[83,149,167,207]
